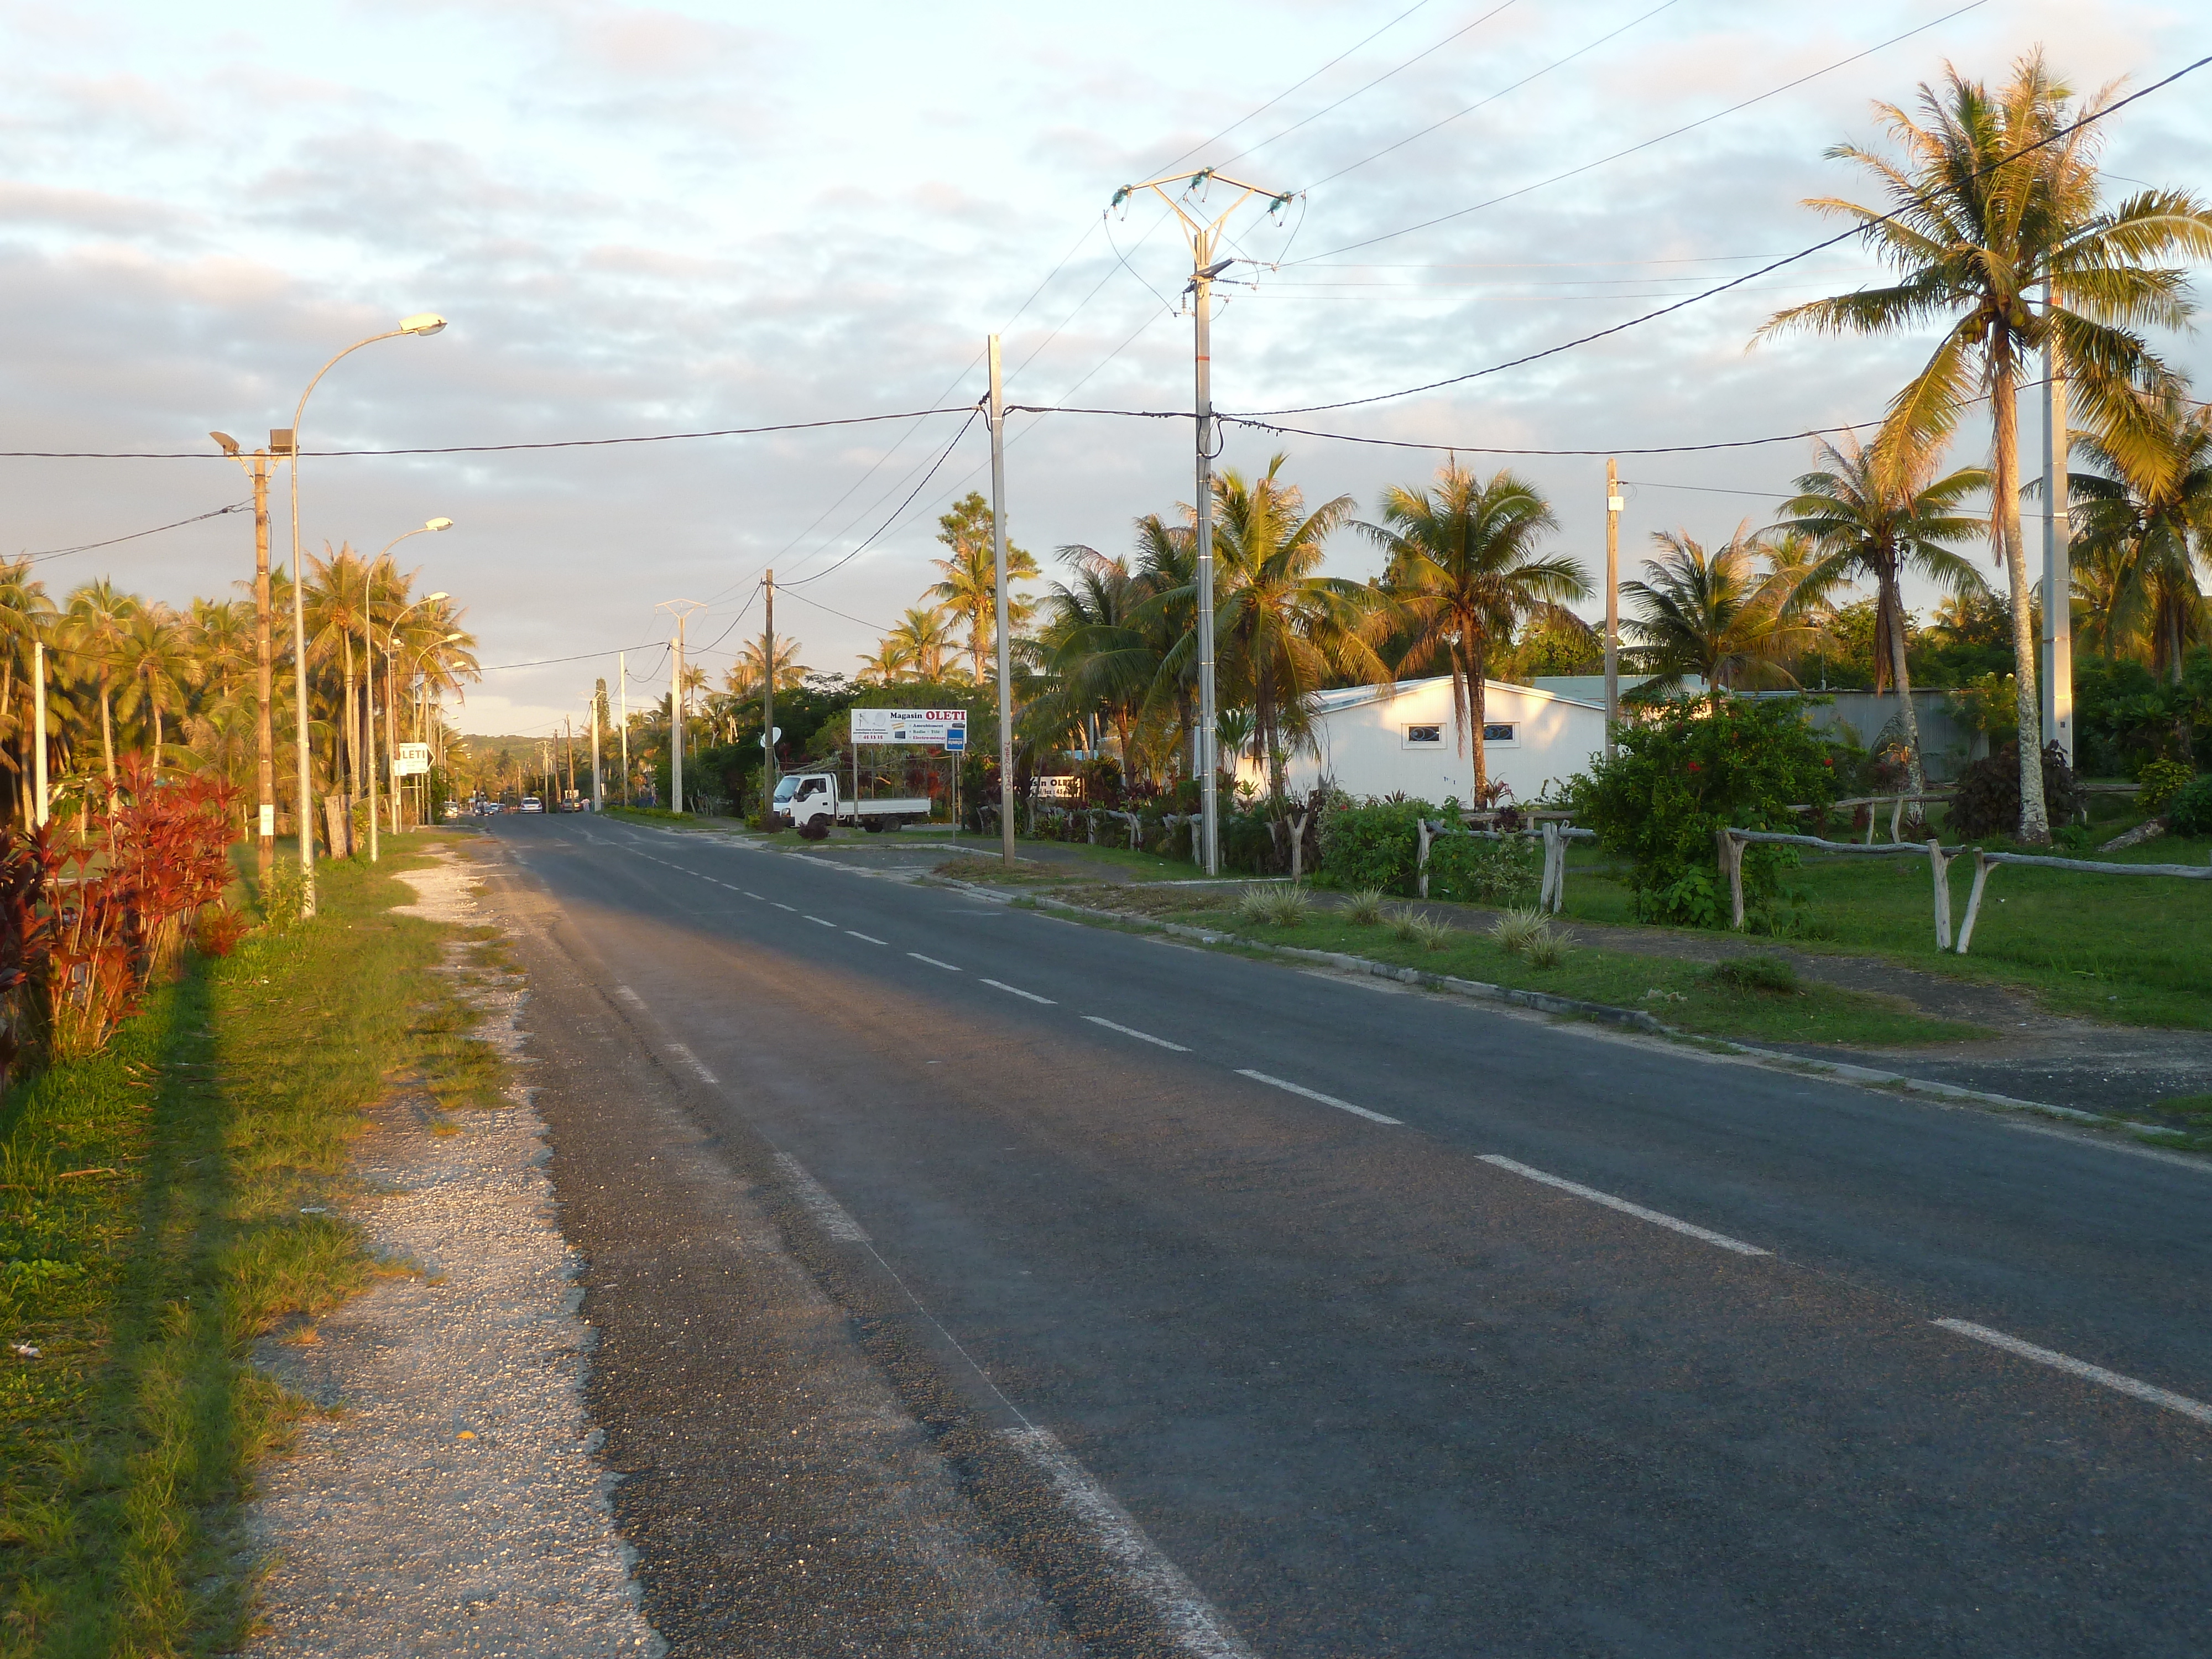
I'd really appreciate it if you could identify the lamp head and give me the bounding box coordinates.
[398,312,447,336]
[426,591,450,603]
[424,520,452,533]
[209,430,240,456]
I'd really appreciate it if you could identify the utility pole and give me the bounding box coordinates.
[2041,275,2073,767]
[564,716,575,805]
[988,336,1016,866]
[31,639,46,829]
[761,571,778,810]
[1604,458,1622,762]
[658,599,704,813]
[589,686,603,811]
[618,651,630,805]
[211,432,278,875]
[1112,167,1292,875]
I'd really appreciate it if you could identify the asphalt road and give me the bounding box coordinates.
[476,814,2211,1658]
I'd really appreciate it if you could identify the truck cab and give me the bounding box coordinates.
[771,773,835,831]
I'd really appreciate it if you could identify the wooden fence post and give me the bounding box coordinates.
[1719,828,1746,929]
[1290,811,1308,883]
[1889,796,1906,844]
[1416,817,1433,900]
[1956,850,1994,954]
[1927,838,1953,951]
[1541,820,1562,914]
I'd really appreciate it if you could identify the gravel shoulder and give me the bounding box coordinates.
[246,851,662,1658]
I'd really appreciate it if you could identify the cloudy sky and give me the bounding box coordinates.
[3,0,2207,738]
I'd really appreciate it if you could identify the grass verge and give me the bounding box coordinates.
[0,844,498,1656]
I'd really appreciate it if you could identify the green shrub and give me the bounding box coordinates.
[1524,927,1572,969]
[1491,906,1547,954]
[1427,836,1539,905]
[1708,954,1799,994]
[1261,887,1312,927]
[2168,773,2212,836]
[1947,742,2085,839]
[2136,757,2195,813]
[1568,696,1839,927]
[1317,800,1432,893]
[1343,888,1387,925]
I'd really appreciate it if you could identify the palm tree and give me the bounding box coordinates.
[1028,547,1154,770]
[1757,50,2212,841]
[114,605,197,770]
[726,635,807,700]
[1360,464,1590,797]
[0,560,54,822]
[884,606,959,684]
[58,578,140,801]
[930,491,1039,684]
[2069,396,2212,682]
[855,637,912,685]
[1154,455,1384,796]
[1774,435,1989,789]
[304,544,372,795]
[1620,526,1820,695]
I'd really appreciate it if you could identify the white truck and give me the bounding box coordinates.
[769,772,931,836]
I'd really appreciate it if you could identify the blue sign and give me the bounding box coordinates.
[945,726,967,752]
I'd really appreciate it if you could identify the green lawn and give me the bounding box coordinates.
[0,843,500,1656]
[1552,823,2212,1030]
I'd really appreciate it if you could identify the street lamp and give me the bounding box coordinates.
[285,312,447,916]
[386,629,465,829]
[363,546,450,863]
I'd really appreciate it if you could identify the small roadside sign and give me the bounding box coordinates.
[392,742,432,777]
[945,725,966,752]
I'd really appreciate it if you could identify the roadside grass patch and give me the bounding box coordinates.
[0,847,497,1656]
[1708,955,1801,995]
[1342,888,1387,926]
[935,854,1068,885]
[2128,1092,2212,1153]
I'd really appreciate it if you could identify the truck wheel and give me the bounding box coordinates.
[863,817,884,833]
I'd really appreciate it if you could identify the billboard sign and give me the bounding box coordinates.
[851,707,967,746]
[392,742,432,778]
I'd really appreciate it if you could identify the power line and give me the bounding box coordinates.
[777,587,893,636]
[17,499,252,562]
[1215,412,1880,457]
[1245,50,2212,417]
[477,643,661,674]
[1294,1,1987,262]
[782,409,981,589]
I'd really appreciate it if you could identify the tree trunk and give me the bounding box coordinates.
[341,634,358,797]
[1992,351,2049,843]
[1469,639,1489,800]
[1884,571,1925,794]
[152,703,163,769]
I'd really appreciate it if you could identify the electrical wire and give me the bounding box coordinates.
[1293,0,1989,263]
[1245,50,2212,417]
[1302,0,1681,193]
[19,499,252,562]
[1215,412,1880,456]
[776,587,893,636]
[477,643,663,674]
[782,409,980,589]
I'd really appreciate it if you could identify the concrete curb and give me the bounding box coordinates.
[924,875,2185,1147]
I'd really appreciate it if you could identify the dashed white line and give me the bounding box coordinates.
[1478,1155,1770,1256]
[997,1426,1256,1659]
[771,1152,870,1242]
[1934,1319,2212,1425]
[981,978,1056,1005]
[804,915,837,928]
[907,952,962,971]
[773,902,797,912]
[666,1042,718,1085]
[1234,1069,1400,1125]
[846,930,888,945]
[743,891,764,900]
[1083,1016,1188,1052]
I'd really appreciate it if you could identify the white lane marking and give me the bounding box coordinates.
[1083,1016,1188,1052]
[743,891,764,900]
[1934,1319,2212,1425]
[804,915,837,928]
[614,986,645,1009]
[666,1042,718,1086]
[981,978,1056,1005]
[771,1153,870,1243]
[1234,1068,1401,1126]
[773,902,797,911]
[1478,1155,1771,1256]
[907,952,962,971]
[998,1426,1256,1659]
[846,930,888,945]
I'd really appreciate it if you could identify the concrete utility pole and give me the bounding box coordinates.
[1604,458,1622,762]
[564,716,575,803]
[211,432,278,875]
[2041,275,2073,766]
[31,639,46,828]
[618,651,630,805]
[658,599,705,813]
[988,336,1016,866]
[589,686,603,811]
[1110,167,1292,875]
[761,571,778,810]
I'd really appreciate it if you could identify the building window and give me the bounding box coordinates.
[1483,722,1517,745]
[1404,723,1443,746]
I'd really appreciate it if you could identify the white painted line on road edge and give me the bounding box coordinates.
[613,986,645,1009]
[997,1426,1256,1659]
[666,1042,718,1086]
[771,1153,870,1243]
[907,952,962,971]
[981,978,1056,1005]
[1934,1319,2212,1425]
[846,931,888,945]
[1083,1016,1188,1052]
[804,915,837,928]
[1235,1069,1400,1125]
[1478,1155,1771,1257]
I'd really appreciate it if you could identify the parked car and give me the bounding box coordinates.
[520,796,544,813]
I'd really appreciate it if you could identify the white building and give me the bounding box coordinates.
[1247,676,1611,806]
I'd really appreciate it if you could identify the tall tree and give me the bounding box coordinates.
[304,544,372,796]
[59,578,140,804]
[1773,435,1989,789]
[1620,526,1821,695]
[1757,50,2212,841]
[2069,395,2212,682]
[883,607,958,684]
[1360,465,1590,798]
[726,635,807,699]
[114,604,197,770]
[930,491,1039,685]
